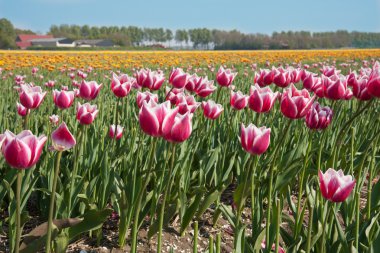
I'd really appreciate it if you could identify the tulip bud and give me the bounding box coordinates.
[51,122,76,151]
[53,90,75,109]
[0,130,47,169]
[305,102,333,130]
[240,123,271,155]
[16,102,28,117]
[79,80,102,100]
[109,124,124,140]
[216,66,237,87]
[319,168,356,202]
[76,102,99,125]
[230,91,248,110]
[248,84,278,113]
[201,100,223,120]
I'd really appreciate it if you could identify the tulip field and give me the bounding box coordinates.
[1,49,380,253]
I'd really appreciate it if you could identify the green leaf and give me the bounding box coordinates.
[180,194,202,235]
[196,189,221,219]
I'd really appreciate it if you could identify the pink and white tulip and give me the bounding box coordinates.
[51,122,76,151]
[76,102,99,125]
[319,168,356,202]
[240,124,271,155]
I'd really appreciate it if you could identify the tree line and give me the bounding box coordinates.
[1,18,380,49]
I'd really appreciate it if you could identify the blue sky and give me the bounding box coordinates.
[1,0,380,34]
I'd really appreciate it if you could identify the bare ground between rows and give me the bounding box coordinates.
[0,177,375,253]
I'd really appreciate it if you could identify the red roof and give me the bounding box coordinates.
[16,34,54,49]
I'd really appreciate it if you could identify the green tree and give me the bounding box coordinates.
[0,18,16,49]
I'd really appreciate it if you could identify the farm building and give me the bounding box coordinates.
[75,39,115,47]
[29,38,76,47]
[16,34,54,49]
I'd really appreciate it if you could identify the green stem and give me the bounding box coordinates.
[306,203,313,253]
[23,109,29,130]
[46,151,63,253]
[67,125,84,216]
[366,135,378,219]
[266,119,292,248]
[157,144,176,253]
[130,138,157,252]
[274,199,281,253]
[193,221,198,253]
[355,192,360,251]
[15,170,22,253]
[295,131,312,238]
[216,232,221,253]
[209,235,214,253]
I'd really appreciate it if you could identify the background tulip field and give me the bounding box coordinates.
[0,49,380,253]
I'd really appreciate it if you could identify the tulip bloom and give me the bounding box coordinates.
[109,124,124,140]
[0,130,47,169]
[201,100,224,120]
[53,90,75,109]
[367,62,380,97]
[111,73,134,97]
[185,74,201,92]
[45,80,56,88]
[349,74,372,101]
[240,124,271,155]
[162,112,193,143]
[305,103,333,130]
[322,75,352,100]
[280,84,315,119]
[49,115,59,125]
[319,168,356,202]
[138,100,173,137]
[17,102,28,117]
[136,69,165,91]
[216,66,237,87]
[19,84,47,109]
[273,67,292,88]
[254,68,275,87]
[176,95,200,115]
[194,77,216,97]
[51,122,76,151]
[248,84,278,113]
[230,91,248,110]
[79,80,102,100]
[76,102,99,125]
[169,68,189,89]
[136,91,159,108]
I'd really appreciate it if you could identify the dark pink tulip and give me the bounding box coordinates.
[291,68,302,83]
[319,168,356,202]
[302,72,319,90]
[0,130,47,169]
[305,102,333,130]
[261,240,286,253]
[19,84,47,109]
[273,68,292,88]
[136,91,159,108]
[111,73,133,98]
[240,123,271,155]
[76,102,99,125]
[195,77,216,97]
[254,69,274,87]
[15,75,26,85]
[79,80,102,100]
[51,122,76,151]
[321,66,340,77]
[136,69,165,91]
[166,88,185,105]
[216,66,237,87]
[201,100,223,120]
[138,100,173,137]
[230,91,248,110]
[349,75,372,100]
[53,90,75,109]
[162,112,193,143]
[367,62,380,97]
[169,68,189,89]
[44,80,56,87]
[17,102,28,117]
[69,73,75,79]
[176,95,200,115]
[249,84,278,113]
[109,124,124,140]
[185,74,201,92]
[32,67,39,74]
[49,115,59,125]
[280,84,315,119]
[322,75,351,100]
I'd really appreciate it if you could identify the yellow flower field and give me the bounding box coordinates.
[1,49,380,70]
